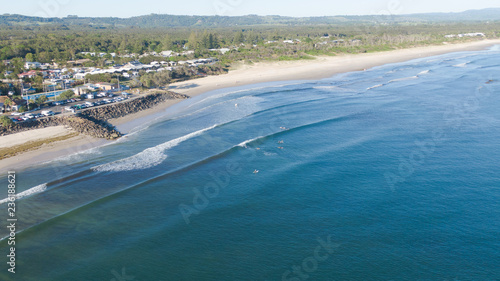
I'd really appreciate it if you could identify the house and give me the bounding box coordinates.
[74,73,88,80]
[124,61,144,70]
[95,82,119,91]
[160,50,174,57]
[25,62,42,69]
[73,83,98,96]
[11,99,28,111]
[22,87,37,95]
[181,50,195,56]
[209,48,231,54]
[18,70,38,79]
[41,63,52,70]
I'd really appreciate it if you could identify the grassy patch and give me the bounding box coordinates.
[0,133,79,160]
[278,55,316,61]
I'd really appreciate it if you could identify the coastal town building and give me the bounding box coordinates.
[24,62,42,69]
[95,82,119,91]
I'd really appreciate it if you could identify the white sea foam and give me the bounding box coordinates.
[0,183,48,205]
[51,147,103,163]
[93,125,217,172]
[418,70,430,75]
[313,86,339,90]
[453,62,469,67]
[367,84,384,90]
[388,76,419,83]
[237,136,263,148]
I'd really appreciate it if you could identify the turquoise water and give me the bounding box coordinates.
[1,47,500,280]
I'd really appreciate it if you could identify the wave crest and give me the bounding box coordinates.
[0,183,48,205]
[92,125,217,172]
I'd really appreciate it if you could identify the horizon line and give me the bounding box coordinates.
[2,7,499,20]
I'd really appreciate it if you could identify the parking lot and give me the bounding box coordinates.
[7,92,133,123]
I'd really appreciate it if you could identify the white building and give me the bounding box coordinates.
[25,62,42,69]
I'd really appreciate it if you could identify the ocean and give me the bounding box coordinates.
[1,46,500,280]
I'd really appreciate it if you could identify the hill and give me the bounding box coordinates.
[1,8,500,28]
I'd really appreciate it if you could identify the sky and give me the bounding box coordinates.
[3,0,500,18]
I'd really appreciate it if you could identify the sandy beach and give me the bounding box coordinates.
[169,39,500,97]
[2,39,500,171]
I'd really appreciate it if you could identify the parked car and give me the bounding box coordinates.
[41,110,55,116]
[85,101,95,107]
[11,112,22,116]
[24,113,35,119]
[97,92,108,98]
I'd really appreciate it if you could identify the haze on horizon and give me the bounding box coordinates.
[4,0,500,19]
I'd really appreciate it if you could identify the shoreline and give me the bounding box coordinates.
[169,39,500,97]
[2,39,500,171]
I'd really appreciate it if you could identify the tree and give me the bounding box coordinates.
[27,100,37,110]
[140,74,154,88]
[152,71,171,88]
[4,97,12,108]
[57,90,75,101]
[25,53,34,62]
[18,106,27,113]
[0,115,14,127]
[187,32,200,50]
[234,32,245,44]
[35,95,48,105]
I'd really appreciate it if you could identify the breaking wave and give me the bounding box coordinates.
[92,125,217,172]
[0,183,48,205]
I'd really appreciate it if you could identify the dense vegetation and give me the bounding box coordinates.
[0,21,498,65]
